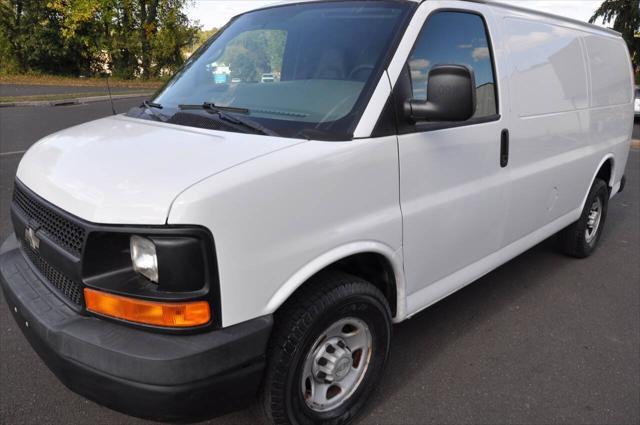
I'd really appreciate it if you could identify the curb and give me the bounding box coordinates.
[0,92,153,108]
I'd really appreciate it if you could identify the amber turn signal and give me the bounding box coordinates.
[84,288,210,328]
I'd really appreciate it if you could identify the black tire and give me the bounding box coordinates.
[260,270,392,425]
[559,178,609,258]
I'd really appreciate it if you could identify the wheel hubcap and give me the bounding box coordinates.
[301,317,372,412]
[585,197,602,244]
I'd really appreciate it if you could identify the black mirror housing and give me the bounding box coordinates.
[404,64,476,123]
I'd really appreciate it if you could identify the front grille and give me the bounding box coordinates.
[24,246,83,306]
[13,185,85,255]
[12,184,86,306]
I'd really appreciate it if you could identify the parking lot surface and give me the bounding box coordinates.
[1,101,639,424]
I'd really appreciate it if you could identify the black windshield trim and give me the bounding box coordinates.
[178,104,278,136]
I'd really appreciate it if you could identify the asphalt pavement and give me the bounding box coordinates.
[0,101,639,425]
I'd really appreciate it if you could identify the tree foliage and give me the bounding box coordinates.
[195,27,217,47]
[590,0,640,70]
[0,0,199,78]
[219,30,286,82]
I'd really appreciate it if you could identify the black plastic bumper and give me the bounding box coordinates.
[0,234,272,422]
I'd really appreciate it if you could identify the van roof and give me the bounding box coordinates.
[463,0,621,37]
[260,0,621,38]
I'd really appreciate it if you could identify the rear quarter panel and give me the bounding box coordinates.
[582,34,634,195]
[497,8,633,246]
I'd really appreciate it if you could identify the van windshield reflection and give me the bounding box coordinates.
[134,1,412,140]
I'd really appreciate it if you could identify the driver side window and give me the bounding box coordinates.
[409,11,497,118]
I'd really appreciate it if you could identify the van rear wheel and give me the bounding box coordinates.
[559,178,609,258]
[260,270,392,425]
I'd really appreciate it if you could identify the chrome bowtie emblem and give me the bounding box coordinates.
[25,227,40,251]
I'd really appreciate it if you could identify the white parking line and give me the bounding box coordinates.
[0,150,26,157]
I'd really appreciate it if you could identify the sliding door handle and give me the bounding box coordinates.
[500,129,509,168]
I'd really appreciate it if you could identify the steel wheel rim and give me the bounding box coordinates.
[300,317,372,412]
[585,197,602,243]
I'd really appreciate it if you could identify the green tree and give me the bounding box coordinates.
[0,1,20,73]
[197,27,217,46]
[180,26,216,58]
[149,0,198,76]
[590,0,640,71]
[219,30,286,81]
[0,0,198,78]
[105,0,141,78]
[0,0,90,74]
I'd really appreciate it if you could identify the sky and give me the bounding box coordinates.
[186,0,606,30]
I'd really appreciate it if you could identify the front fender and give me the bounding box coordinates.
[264,241,407,322]
[168,136,403,327]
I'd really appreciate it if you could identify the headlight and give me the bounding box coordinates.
[130,235,159,283]
[82,227,218,331]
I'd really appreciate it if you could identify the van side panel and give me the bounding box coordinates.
[501,16,590,244]
[583,34,634,195]
[404,4,632,319]
[506,19,589,117]
[584,35,633,108]
[499,12,632,246]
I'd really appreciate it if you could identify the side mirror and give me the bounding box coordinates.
[404,64,476,122]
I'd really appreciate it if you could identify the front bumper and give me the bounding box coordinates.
[0,234,272,421]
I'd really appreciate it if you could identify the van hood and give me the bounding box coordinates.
[16,115,303,224]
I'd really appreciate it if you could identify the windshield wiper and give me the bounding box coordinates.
[180,102,249,114]
[140,100,168,122]
[178,102,277,136]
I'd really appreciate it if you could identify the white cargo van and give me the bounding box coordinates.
[0,1,634,424]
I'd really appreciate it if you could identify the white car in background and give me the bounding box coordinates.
[261,72,275,83]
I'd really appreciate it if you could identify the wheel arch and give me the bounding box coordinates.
[580,154,615,211]
[264,242,406,321]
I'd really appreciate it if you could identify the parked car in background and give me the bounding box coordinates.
[261,72,275,83]
[0,1,634,424]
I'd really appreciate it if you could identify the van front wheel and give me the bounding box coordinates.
[560,178,609,258]
[260,271,392,425]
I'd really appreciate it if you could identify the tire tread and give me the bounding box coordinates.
[260,270,390,425]
[559,178,609,258]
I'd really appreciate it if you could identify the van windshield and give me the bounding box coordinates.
[135,1,412,140]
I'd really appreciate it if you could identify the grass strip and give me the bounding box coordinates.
[0,74,164,89]
[0,91,151,104]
